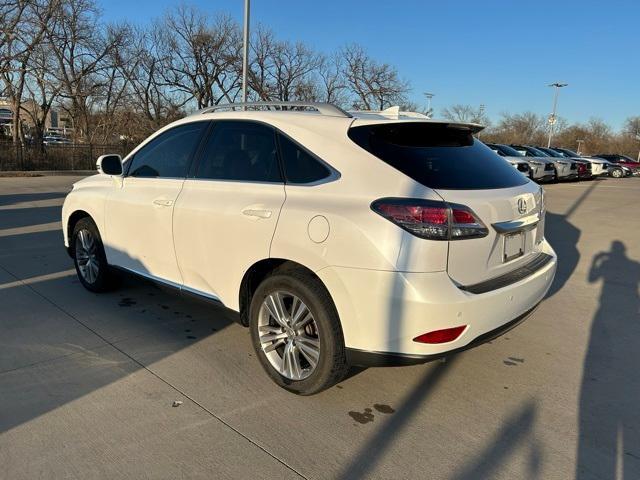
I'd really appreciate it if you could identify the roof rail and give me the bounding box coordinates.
[194,101,352,118]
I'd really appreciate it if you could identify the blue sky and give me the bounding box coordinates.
[102,0,639,130]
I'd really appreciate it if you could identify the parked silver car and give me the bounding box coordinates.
[487,143,555,182]
[550,147,608,177]
[511,145,577,181]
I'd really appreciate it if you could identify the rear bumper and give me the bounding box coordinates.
[536,173,556,183]
[559,172,579,181]
[317,240,557,359]
[346,304,538,366]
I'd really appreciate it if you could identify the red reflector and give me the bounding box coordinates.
[451,209,476,224]
[413,326,467,344]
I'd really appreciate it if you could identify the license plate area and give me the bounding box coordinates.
[503,231,525,262]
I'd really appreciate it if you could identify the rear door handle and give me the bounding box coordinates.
[242,208,272,219]
[153,199,174,207]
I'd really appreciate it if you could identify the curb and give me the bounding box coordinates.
[0,170,94,177]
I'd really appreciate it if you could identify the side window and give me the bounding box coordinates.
[128,122,208,178]
[278,133,331,184]
[195,121,281,182]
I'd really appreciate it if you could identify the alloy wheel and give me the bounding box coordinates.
[75,229,99,284]
[257,291,320,381]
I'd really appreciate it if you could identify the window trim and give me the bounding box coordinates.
[188,119,283,184]
[275,130,340,186]
[124,120,211,179]
[187,118,340,186]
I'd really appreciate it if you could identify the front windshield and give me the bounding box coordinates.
[538,147,564,158]
[496,144,524,157]
[560,148,580,157]
[527,146,550,157]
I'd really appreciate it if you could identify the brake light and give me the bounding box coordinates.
[413,326,467,344]
[371,198,488,240]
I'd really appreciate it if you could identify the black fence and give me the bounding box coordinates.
[0,142,135,171]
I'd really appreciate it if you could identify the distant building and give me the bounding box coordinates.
[0,99,73,138]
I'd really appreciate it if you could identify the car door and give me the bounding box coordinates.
[173,120,286,306]
[104,121,209,286]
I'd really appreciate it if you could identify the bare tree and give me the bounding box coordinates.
[441,104,490,125]
[316,53,347,105]
[0,0,55,143]
[155,6,240,109]
[342,44,409,110]
[246,26,320,102]
[44,0,126,141]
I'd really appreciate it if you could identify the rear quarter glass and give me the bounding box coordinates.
[348,123,529,190]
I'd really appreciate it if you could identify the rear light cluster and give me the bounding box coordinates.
[371,198,488,241]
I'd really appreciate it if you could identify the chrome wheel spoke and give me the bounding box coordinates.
[264,339,285,353]
[297,339,319,368]
[75,229,99,284]
[258,291,320,381]
[265,292,288,328]
[290,301,310,329]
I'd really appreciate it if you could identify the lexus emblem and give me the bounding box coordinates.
[517,198,527,215]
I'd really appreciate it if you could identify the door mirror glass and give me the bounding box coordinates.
[97,154,123,175]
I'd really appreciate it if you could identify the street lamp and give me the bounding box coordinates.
[241,0,251,105]
[547,82,568,147]
[423,92,434,118]
[576,139,584,155]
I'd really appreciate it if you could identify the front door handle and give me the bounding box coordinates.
[242,208,272,219]
[153,199,174,207]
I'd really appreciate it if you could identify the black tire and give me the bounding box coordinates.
[611,168,623,178]
[249,268,348,395]
[71,217,118,293]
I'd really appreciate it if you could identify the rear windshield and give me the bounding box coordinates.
[348,123,529,190]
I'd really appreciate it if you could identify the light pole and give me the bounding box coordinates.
[547,82,568,147]
[423,92,434,118]
[241,0,250,105]
[477,104,485,138]
[576,139,584,155]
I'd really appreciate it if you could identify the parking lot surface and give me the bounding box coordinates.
[1,175,639,480]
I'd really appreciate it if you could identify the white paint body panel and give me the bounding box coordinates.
[105,177,184,285]
[62,109,557,357]
[173,179,286,309]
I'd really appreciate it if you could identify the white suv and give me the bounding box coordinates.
[62,102,557,394]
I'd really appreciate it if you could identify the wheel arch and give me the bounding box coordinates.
[238,258,333,327]
[66,210,93,257]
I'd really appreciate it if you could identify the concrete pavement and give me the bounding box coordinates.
[0,175,638,479]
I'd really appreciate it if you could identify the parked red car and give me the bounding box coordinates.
[595,154,640,175]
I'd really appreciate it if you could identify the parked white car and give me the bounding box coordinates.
[62,102,557,394]
[486,143,555,182]
[551,147,608,177]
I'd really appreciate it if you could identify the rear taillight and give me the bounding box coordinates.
[371,198,488,241]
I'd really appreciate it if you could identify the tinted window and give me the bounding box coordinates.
[128,122,208,178]
[278,134,331,184]
[537,147,564,158]
[348,123,529,190]
[492,144,524,157]
[196,121,281,182]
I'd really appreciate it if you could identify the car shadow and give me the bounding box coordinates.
[575,240,640,479]
[0,195,235,434]
[545,180,599,298]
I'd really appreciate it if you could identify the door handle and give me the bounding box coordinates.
[242,208,272,219]
[153,199,174,207]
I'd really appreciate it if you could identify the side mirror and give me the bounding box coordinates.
[97,154,123,176]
